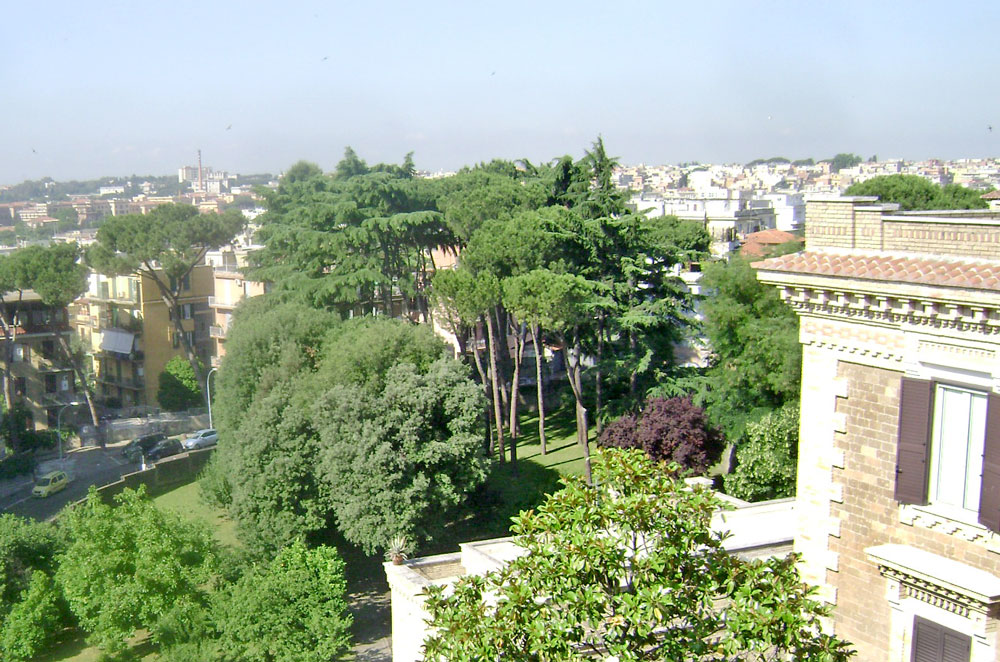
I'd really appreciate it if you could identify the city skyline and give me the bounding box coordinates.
[2,1,999,186]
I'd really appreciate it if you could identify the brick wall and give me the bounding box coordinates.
[805,196,1000,258]
[883,219,1000,258]
[830,361,1000,661]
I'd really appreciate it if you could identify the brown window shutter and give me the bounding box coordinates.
[895,378,932,505]
[912,616,971,662]
[978,393,1000,532]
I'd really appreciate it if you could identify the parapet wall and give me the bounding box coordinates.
[805,196,1000,258]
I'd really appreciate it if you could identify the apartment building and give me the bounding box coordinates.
[72,266,213,409]
[204,248,266,367]
[755,197,1000,662]
[1,292,76,429]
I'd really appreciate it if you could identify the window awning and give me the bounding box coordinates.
[100,330,135,355]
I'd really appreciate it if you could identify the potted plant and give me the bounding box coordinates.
[385,535,410,565]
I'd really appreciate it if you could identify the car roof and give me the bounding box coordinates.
[38,471,64,479]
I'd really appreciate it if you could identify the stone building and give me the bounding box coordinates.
[755,196,1000,662]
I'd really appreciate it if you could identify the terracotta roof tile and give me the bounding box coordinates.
[753,252,1000,290]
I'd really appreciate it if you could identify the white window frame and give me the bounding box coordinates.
[927,383,988,518]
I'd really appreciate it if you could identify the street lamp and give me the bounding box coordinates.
[57,400,84,461]
[206,367,218,428]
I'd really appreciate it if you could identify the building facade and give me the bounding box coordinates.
[72,265,213,409]
[756,197,1000,662]
[1,293,76,429]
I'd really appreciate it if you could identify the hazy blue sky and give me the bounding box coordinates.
[2,1,998,185]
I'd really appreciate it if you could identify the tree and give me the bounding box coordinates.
[214,541,352,662]
[0,514,65,623]
[0,571,66,662]
[724,403,799,502]
[209,309,487,557]
[86,203,245,400]
[598,396,722,473]
[158,355,202,411]
[827,153,862,172]
[56,487,216,654]
[699,255,801,441]
[314,357,488,554]
[423,448,854,661]
[845,174,989,211]
[252,163,451,316]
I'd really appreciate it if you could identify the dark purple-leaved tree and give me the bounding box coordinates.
[598,396,722,473]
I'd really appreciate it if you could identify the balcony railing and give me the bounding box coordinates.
[96,374,145,390]
[209,325,226,339]
[207,296,239,309]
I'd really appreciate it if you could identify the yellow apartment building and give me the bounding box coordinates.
[205,248,266,367]
[71,265,214,409]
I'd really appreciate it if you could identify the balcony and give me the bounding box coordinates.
[209,325,226,339]
[207,296,239,309]
[96,374,145,390]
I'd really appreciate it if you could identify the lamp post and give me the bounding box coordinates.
[206,367,218,428]
[57,400,84,461]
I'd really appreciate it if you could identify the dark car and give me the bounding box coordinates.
[121,433,167,462]
[145,438,184,462]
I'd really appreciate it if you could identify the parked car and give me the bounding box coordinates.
[181,429,218,450]
[32,471,69,498]
[121,433,167,462]
[145,438,183,462]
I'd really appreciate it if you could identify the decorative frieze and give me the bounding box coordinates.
[775,284,1000,336]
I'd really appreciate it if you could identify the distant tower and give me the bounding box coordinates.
[197,149,204,194]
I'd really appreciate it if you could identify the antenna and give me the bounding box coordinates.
[197,149,204,193]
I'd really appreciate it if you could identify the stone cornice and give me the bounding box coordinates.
[758,274,1000,336]
[867,544,1000,617]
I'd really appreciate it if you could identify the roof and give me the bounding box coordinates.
[753,251,1000,290]
[981,190,1000,200]
[740,229,803,257]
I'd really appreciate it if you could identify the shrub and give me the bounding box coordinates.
[598,396,722,473]
[724,404,799,502]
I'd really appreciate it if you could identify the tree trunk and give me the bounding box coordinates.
[57,335,100,427]
[629,329,638,400]
[493,306,510,433]
[565,337,592,485]
[507,317,526,469]
[484,313,505,462]
[530,323,547,455]
[595,313,604,436]
[469,324,493,455]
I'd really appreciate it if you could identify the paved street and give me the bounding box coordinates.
[0,442,140,520]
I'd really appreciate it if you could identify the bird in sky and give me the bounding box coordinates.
[226,124,232,131]
[322,56,329,61]
[989,125,993,132]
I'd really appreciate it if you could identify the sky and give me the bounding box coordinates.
[2,1,999,185]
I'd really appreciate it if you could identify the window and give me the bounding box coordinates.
[911,616,970,662]
[13,345,29,362]
[44,374,57,394]
[928,385,986,514]
[182,303,193,320]
[895,378,1000,531]
[41,340,55,360]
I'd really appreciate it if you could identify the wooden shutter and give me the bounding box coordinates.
[978,393,1000,532]
[912,616,971,662]
[895,378,933,505]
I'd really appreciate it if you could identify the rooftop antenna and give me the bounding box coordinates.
[197,149,204,194]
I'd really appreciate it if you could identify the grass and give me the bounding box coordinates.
[153,481,240,549]
[426,397,593,553]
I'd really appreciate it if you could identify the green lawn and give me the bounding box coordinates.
[153,481,240,549]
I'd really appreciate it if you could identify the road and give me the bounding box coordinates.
[1,443,140,520]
